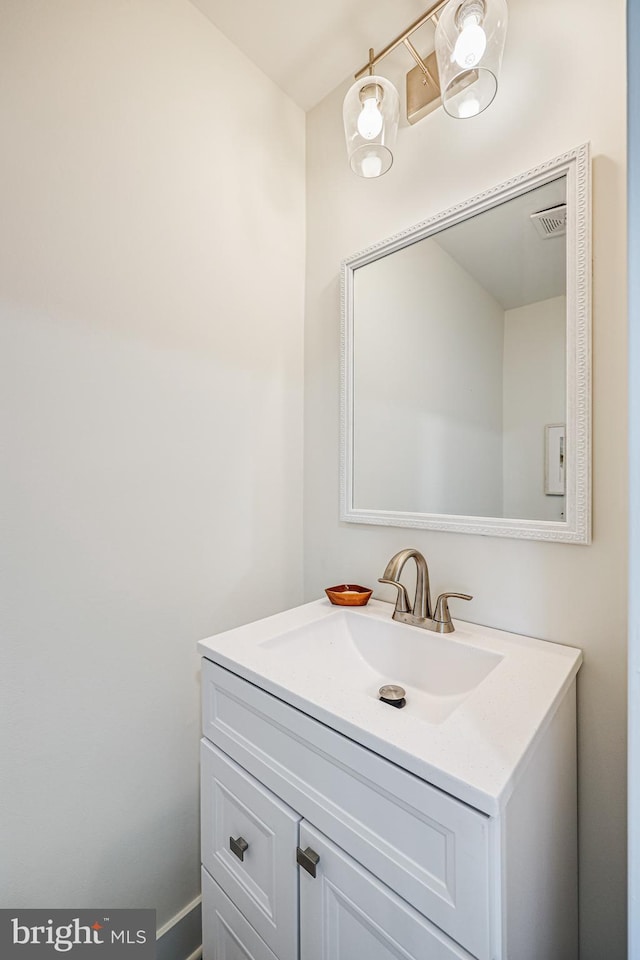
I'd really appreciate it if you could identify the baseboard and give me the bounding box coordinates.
[156,895,202,960]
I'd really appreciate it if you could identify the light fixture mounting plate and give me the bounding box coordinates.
[406,50,442,125]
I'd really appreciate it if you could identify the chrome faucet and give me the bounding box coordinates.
[378,548,472,634]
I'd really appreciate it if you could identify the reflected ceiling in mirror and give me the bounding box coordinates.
[341,145,591,543]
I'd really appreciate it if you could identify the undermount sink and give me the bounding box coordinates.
[260,609,502,723]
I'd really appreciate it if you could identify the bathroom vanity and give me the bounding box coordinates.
[198,598,582,960]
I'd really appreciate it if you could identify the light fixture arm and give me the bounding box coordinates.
[402,37,438,87]
[354,0,450,80]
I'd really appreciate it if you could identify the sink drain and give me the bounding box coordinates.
[378,684,406,709]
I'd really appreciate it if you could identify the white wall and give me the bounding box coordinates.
[628,0,640,951]
[304,0,627,956]
[0,0,305,930]
[502,296,566,520]
[353,238,504,515]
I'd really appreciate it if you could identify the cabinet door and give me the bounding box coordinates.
[201,739,300,960]
[299,823,473,960]
[202,867,279,960]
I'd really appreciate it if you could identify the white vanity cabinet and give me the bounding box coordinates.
[200,661,477,960]
[199,599,581,960]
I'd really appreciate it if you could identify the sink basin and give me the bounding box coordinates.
[198,596,583,811]
[260,607,502,723]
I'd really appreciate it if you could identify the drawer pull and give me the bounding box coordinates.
[296,846,320,878]
[230,836,249,861]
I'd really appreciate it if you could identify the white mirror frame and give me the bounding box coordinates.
[340,143,591,543]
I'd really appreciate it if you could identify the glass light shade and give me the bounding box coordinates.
[435,0,508,119]
[343,75,400,178]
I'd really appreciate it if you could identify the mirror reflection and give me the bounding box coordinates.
[352,176,567,521]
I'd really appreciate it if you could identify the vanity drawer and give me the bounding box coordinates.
[202,659,491,960]
[201,739,300,960]
[202,867,279,960]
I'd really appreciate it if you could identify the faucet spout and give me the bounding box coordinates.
[379,548,432,619]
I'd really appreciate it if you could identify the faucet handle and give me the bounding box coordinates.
[378,578,411,614]
[433,592,473,626]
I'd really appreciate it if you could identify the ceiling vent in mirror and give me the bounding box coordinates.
[530,204,567,239]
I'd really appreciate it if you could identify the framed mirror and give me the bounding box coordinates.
[340,144,591,542]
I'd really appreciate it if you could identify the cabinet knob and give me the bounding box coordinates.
[296,845,320,878]
[229,836,249,861]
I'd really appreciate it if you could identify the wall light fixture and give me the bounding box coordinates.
[343,61,400,178]
[343,0,508,178]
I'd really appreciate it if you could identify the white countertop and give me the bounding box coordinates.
[198,598,582,814]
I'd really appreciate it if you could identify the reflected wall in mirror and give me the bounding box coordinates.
[341,144,591,542]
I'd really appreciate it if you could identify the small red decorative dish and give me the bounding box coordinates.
[325,584,372,606]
